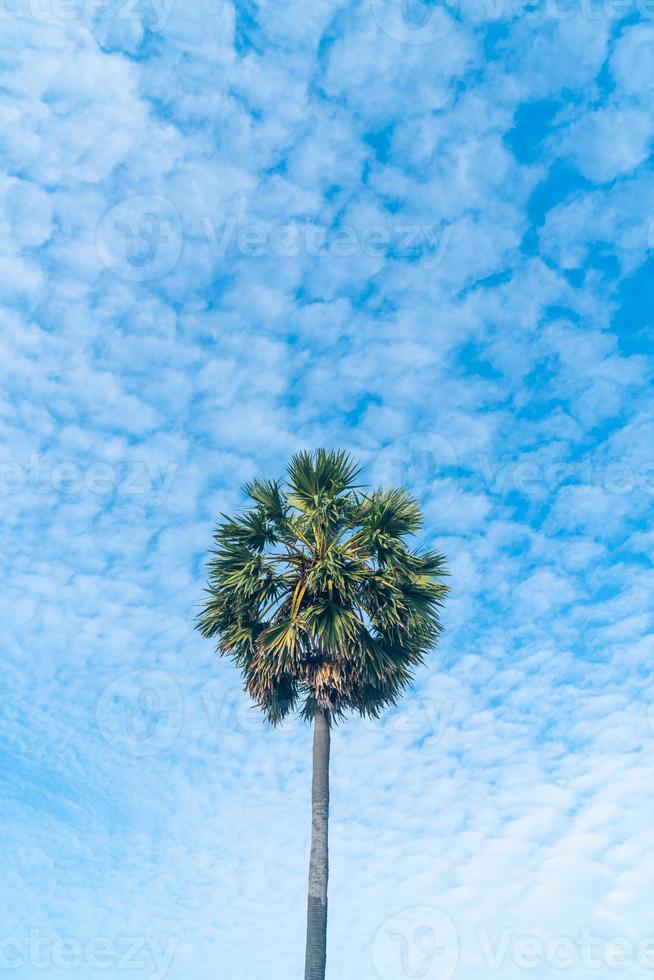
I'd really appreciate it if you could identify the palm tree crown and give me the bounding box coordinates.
[197,449,449,723]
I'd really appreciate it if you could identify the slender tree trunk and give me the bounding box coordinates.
[304,709,330,980]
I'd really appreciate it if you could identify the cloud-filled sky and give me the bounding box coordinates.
[1,1,653,978]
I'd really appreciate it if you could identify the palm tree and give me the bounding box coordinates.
[197,449,449,980]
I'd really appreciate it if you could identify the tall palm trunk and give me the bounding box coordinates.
[304,709,330,980]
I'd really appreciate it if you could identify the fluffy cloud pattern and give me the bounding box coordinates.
[0,1,653,979]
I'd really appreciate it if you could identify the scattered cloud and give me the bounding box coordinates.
[1,3,653,980]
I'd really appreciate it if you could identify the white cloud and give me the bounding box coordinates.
[556,104,654,183]
[0,4,652,979]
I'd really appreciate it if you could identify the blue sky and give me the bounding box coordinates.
[1,1,653,978]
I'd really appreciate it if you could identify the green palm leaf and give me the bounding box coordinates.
[197,448,449,724]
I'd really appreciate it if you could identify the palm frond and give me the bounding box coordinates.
[286,449,361,510]
[197,450,449,724]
